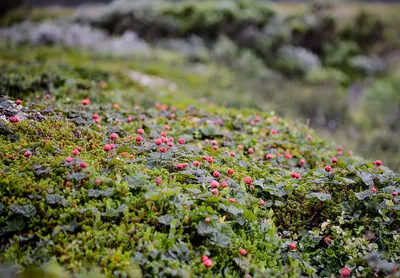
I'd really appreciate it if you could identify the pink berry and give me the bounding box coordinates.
[178,138,185,145]
[159,147,167,153]
[205,217,211,223]
[103,144,111,151]
[244,176,252,185]
[204,259,213,268]
[249,185,255,190]
[167,141,174,147]
[259,199,265,206]
[164,125,170,130]
[120,152,127,157]
[291,172,297,178]
[289,242,296,251]
[211,189,219,195]
[65,156,73,163]
[201,255,209,262]
[371,187,377,193]
[337,151,343,156]
[95,179,101,185]
[210,181,219,189]
[109,133,118,140]
[285,153,292,159]
[248,148,254,154]
[80,162,87,168]
[340,268,351,278]
[230,152,235,157]
[229,198,236,203]
[325,165,332,172]
[239,248,247,256]
[300,159,305,165]
[221,182,227,188]
[271,129,277,135]
[77,146,83,152]
[307,135,312,141]
[81,98,90,106]
[24,150,31,157]
[129,155,134,159]
[238,144,243,150]
[348,151,353,156]
[392,192,397,196]
[207,157,213,164]
[213,171,220,178]
[211,140,217,146]
[374,160,382,167]
[295,173,301,179]
[15,99,22,105]
[137,129,144,134]
[193,161,200,167]
[72,149,80,156]
[127,116,133,122]
[160,131,167,137]
[227,168,234,175]
[266,154,273,160]
[92,114,99,120]
[155,139,162,145]
[155,177,162,184]
[331,157,338,164]
[9,116,19,123]
[136,136,142,142]
[337,145,343,151]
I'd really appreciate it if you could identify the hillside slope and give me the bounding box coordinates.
[0,46,399,278]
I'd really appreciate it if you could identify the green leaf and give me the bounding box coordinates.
[196,221,216,236]
[306,193,332,201]
[9,204,37,218]
[210,232,231,247]
[357,171,374,187]
[124,173,148,189]
[355,190,374,200]
[158,215,174,226]
[46,194,68,207]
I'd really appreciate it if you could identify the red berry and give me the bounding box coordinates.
[137,129,144,135]
[291,172,297,178]
[213,145,218,150]
[221,182,227,188]
[392,192,397,196]
[15,99,22,105]
[325,165,332,172]
[80,162,87,168]
[239,248,247,256]
[210,181,219,189]
[155,177,162,184]
[155,139,162,145]
[72,149,79,156]
[289,242,296,251]
[81,98,90,106]
[193,161,200,167]
[211,189,219,195]
[230,151,236,157]
[92,114,99,120]
[24,150,31,157]
[266,154,273,160]
[103,144,111,151]
[295,173,301,179]
[371,187,377,193]
[129,155,134,159]
[244,176,252,185]
[374,160,382,167]
[227,168,234,175]
[340,267,351,278]
[159,147,167,153]
[136,135,142,142]
[211,140,217,146]
[160,131,167,137]
[229,198,236,203]
[9,116,19,123]
[207,157,213,164]
[201,255,209,262]
[213,171,220,178]
[95,179,101,185]
[204,259,213,268]
[109,133,118,140]
[65,156,73,163]
[120,152,127,157]
[178,138,185,145]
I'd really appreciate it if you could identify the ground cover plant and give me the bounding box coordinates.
[0,44,399,278]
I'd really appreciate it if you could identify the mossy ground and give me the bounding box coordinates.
[0,45,399,278]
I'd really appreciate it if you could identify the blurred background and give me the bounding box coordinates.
[0,0,399,170]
